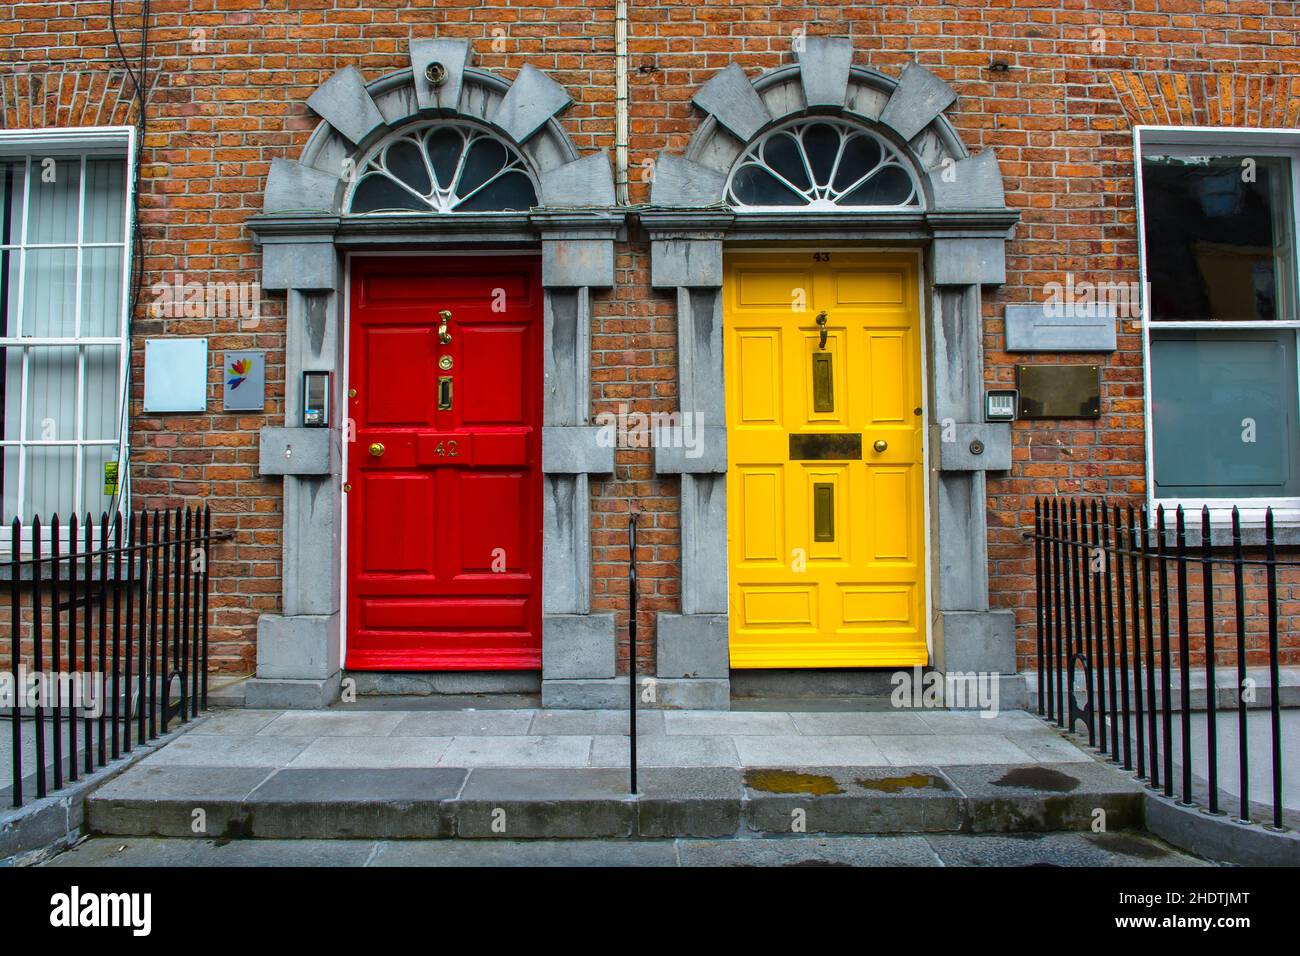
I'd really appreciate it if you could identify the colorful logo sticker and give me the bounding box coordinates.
[227,357,251,390]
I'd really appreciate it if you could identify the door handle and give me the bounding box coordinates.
[368,442,385,458]
[438,309,452,345]
[872,439,888,453]
[815,311,828,350]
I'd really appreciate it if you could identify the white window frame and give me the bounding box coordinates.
[0,126,136,554]
[1135,125,1300,527]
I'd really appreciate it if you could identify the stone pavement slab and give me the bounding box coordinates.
[43,832,1210,867]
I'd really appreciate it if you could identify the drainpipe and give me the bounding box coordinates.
[614,0,629,205]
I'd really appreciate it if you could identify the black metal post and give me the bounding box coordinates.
[628,508,639,795]
[1231,507,1249,823]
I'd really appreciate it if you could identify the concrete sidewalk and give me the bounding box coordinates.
[82,707,1147,841]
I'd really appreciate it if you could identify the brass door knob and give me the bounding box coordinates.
[872,439,888,453]
[438,309,452,345]
[368,442,385,458]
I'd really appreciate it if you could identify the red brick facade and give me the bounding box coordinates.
[4,0,1299,676]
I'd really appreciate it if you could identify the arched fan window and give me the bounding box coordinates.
[348,121,538,214]
[726,118,921,211]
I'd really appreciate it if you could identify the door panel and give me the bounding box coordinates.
[726,251,927,668]
[347,255,542,670]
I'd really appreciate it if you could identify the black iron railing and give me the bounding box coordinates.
[627,506,639,795]
[1030,497,1292,830]
[4,506,211,808]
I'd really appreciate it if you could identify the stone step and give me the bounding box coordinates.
[85,761,1142,841]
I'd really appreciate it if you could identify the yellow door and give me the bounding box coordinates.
[725,251,927,668]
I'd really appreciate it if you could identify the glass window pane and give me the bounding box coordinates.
[24,345,77,440]
[24,444,76,521]
[425,127,463,188]
[23,248,77,337]
[83,345,120,440]
[0,160,24,247]
[762,133,810,191]
[81,246,124,336]
[384,139,431,197]
[1,344,17,441]
[456,138,509,197]
[801,123,839,187]
[25,158,81,245]
[350,174,426,213]
[730,164,804,206]
[841,165,915,206]
[1142,153,1294,322]
[1151,328,1300,498]
[2,445,19,524]
[83,159,127,243]
[454,172,537,212]
[832,134,882,192]
[1,244,17,336]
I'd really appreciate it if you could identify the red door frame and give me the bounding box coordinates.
[344,254,543,670]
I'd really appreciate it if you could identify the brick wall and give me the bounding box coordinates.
[4,0,1299,676]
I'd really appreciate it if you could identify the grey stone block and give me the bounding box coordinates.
[86,766,273,838]
[657,613,729,679]
[649,238,723,288]
[742,765,965,834]
[541,677,626,710]
[942,761,1144,833]
[262,158,341,214]
[542,238,614,287]
[932,236,1007,286]
[653,426,725,474]
[927,150,1007,209]
[678,835,942,867]
[649,678,731,710]
[692,63,771,142]
[242,674,342,710]
[491,64,571,144]
[454,768,635,838]
[540,153,616,207]
[255,613,340,681]
[257,426,336,477]
[797,36,854,107]
[934,422,1011,471]
[261,240,337,293]
[937,610,1016,674]
[410,38,471,112]
[879,61,957,142]
[649,154,727,208]
[1004,302,1118,352]
[637,767,743,838]
[541,426,615,474]
[1143,792,1300,866]
[925,831,1205,867]
[542,614,617,680]
[306,66,387,147]
[244,768,465,839]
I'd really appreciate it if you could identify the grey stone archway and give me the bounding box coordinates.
[647,40,1022,709]
[244,39,625,708]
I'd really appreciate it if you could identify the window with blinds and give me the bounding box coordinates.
[0,132,132,532]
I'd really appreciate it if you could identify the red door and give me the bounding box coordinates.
[346,255,543,670]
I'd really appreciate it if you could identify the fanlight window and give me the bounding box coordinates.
[726,118,921,211]
[348,121,538,214]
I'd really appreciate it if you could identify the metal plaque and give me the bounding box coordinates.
[812,352,834,412]
[1016,364,1101,419]
[813,483,835,541]
[789,433,862,460]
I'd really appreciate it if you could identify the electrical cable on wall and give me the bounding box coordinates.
[106,0,151,519]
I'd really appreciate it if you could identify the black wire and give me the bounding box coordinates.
[106,0,150,520]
